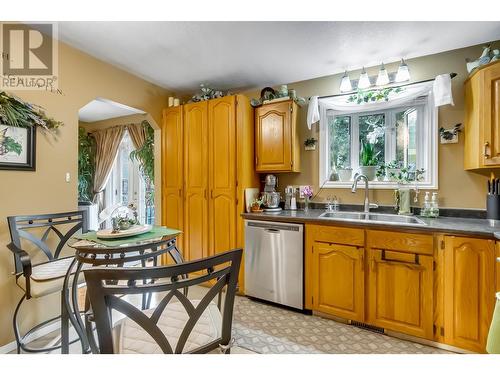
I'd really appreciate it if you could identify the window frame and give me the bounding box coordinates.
[319,95,438,190]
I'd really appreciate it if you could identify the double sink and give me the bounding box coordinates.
[319,211,426,226]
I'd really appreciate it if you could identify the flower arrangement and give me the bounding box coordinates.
[302,185,313,198]
[111,203,139,232]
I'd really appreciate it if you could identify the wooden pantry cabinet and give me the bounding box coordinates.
[255,100,300,172]
[464,60,500,170]
[305,223,498,352]
[161,95,258,288]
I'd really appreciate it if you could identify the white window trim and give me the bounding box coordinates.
[319,95,438,190]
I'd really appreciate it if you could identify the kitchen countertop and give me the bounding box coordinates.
[242,209,500,239]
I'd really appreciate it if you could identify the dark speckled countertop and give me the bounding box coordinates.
[242,209,500,239]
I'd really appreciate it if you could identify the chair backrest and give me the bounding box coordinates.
[84,248,242,354]
[7,211,88,273]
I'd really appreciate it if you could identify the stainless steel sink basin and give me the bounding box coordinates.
[319,211,426,226]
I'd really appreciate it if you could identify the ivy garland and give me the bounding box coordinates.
[347,87,404,104]
[0,91,63,132]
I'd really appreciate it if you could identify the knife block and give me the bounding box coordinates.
[487,194,500,220]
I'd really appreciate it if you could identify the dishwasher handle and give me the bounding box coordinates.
[247,221,301,232]
[264,228,280,233]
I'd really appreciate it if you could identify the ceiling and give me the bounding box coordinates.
[79,97,145,122]
[59,22,500,94]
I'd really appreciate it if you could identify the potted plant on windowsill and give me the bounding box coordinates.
[359,141,380,181]
[335,155,352,181]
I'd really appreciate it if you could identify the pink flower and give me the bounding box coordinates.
[302,185,313,198]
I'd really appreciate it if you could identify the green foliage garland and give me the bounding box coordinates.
[0,91,62,132]
[78,127,95,202]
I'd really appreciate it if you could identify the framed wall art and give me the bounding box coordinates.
[0,124,36,171]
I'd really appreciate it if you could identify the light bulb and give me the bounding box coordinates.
[376,63,389,86]
[339,71,352,92]
[358,67,371,89]
[395,58,411,82]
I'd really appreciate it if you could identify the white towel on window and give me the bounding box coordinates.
[307,96,320,129]
[433,74,454,107]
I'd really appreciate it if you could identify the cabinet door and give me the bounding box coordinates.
[255,101,292,172]
[443,237,496,352]
[312,242,364,321]
[482,63,500,166]
[183,101,209,261]
[208,97,237,256]
[367,249,433,339]
[161,107,183,257]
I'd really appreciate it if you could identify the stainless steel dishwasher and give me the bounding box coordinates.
[244,220,303,309]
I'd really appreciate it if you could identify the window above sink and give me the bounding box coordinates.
[318,83,438,190]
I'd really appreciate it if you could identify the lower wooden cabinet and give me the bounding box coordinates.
[442,236,496,353]
[366,248,433,339]
[305,224,498,352]
[312,242,364,321]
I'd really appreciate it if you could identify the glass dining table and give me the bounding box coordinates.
[61,226,183,354]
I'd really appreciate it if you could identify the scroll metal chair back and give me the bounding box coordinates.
[6,211,88,353]
[85,248,242,354]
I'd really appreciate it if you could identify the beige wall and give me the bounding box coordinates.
[0,30,173,347]
[244,42,496,209]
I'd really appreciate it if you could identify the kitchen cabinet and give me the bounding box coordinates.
[161,95,258,288]
[442,236,496,352]
[312,242,365,321]
[161,106,184,263]
[366,230,434,339]
[208,97,237,256]
[306,225,364,320]
[464,61,500,170]
[183,101,209,262]
[255,100,300,172]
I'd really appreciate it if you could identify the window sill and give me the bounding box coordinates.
[322,180,438,190]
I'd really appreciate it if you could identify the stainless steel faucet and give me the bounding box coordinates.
[351,173,378,213]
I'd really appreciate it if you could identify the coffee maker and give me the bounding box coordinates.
[262,174,282,212]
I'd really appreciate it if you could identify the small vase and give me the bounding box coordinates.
[304,197,310,212]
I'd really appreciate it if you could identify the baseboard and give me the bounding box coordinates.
[0,320,61,354]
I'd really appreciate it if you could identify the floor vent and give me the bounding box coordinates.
[350,320,385,334]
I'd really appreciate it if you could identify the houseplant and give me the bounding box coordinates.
[335,154,352,181]
[78,126,95,203]
[392,166,426,215]
[304,137,317,151]
[359,141,380,180]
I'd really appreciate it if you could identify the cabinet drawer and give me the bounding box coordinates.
[367,230,433,255]
[307,224,364,247]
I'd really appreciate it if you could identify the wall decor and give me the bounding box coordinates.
[251,86,306,108]
[439,123,462,144]
[0,91,62,133]
[0,124,36,170]
[304,137,317,151]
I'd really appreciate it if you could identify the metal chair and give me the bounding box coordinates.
[84,248,242,354]
[7,211,88,353]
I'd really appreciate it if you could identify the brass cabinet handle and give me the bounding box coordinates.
[484,142,490,158]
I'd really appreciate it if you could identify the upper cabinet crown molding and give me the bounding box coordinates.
[255,100,300,173]
[464,60,500,170]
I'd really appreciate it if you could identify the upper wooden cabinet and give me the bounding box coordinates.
[442,236,496,352]
[464,61,500,170]
[255,100,300,172]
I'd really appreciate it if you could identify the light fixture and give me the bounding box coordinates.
[358,67,371,89]
[376,63,390,86]
[395,58,410,82]
[339,70,352,92]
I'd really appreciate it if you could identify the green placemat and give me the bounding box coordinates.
[75,226,181,247]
